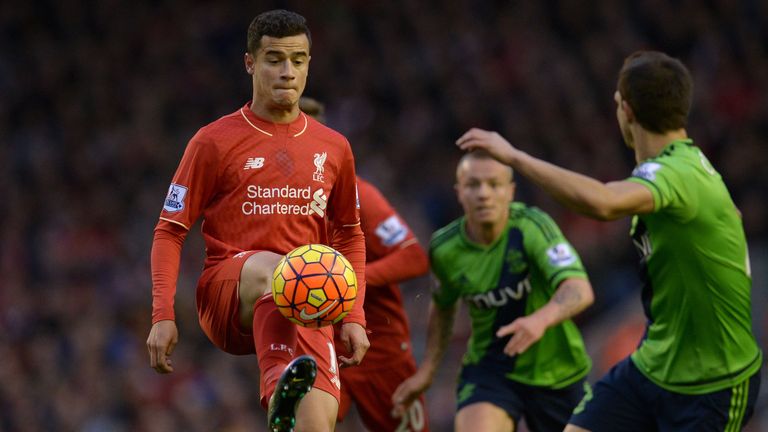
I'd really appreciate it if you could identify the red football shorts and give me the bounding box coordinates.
[338,353,430,431]
[195,251,341,405]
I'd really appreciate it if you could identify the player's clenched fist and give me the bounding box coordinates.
[146,320,178,374]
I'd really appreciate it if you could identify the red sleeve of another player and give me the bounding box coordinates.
[328,141,366,327]
[151,131,219,323]
[358,179,429,286]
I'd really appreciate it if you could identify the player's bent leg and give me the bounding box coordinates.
[523,378,590,432]
[455,402,514,432]
[248,251,302,410]
[294,387,339,432]
[239,251,284,328]
[567,358,656,432]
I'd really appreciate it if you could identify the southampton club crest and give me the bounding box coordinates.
[313,152,327,183]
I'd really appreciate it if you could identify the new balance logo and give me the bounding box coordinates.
[244,157,265,170]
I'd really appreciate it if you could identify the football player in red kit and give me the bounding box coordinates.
[146,11,369,432]
[301,97,431,431]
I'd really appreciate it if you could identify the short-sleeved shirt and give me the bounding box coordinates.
[430,202,591,389]
[626,138,761,394]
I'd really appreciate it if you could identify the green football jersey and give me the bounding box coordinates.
[430,202,591,388]
[626,138,761,395]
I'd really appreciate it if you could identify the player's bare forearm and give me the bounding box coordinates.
[418,302,457,379]
[513,153,631,220]
[538,277,594,327]
[513,153,658,219]
[392,301,456,416]
[365,239,429,286]
[456,128,653,220]
[497,278,593,356]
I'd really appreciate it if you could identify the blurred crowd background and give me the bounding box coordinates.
[2,0,767,431]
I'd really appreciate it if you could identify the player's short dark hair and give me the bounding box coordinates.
[617,51,693,133]
[247,10,312,55]
[458,150,514,181]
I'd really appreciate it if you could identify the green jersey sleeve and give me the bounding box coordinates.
[626,143,702,221]
[518,207,587,292]
[429,265,461,308]
[429,222,463,308]
[627,161,670,211]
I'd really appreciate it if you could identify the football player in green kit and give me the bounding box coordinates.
[392,150,595,432]
[456,50,762,432]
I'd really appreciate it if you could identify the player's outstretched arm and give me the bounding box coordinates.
[456,128,654,220]
[147,319,178,374]
[496,277,593,356]
[392,301,457,417]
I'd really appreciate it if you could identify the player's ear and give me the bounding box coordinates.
[621,100,635,123]
[244,53,255,74]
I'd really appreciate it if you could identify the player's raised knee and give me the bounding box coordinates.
[239,251,284,304]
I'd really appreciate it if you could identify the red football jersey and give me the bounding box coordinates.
[152,103,366,325]
[336,178,428,367]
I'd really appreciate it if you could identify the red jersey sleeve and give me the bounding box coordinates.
[328,141,366,327]
[151,223,187,323]
[151,131,220,323]
[159,131,220,230]
[358,179,428,286]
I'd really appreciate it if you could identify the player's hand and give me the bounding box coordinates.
[338,322,370,368]
[146,320,178,374]
[392,368,432,418]
[456,128,520,166]
[496,314,547,356]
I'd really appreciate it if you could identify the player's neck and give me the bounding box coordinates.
[466,221,505,245]
[633,128,688,162]
[250,100,300,124]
